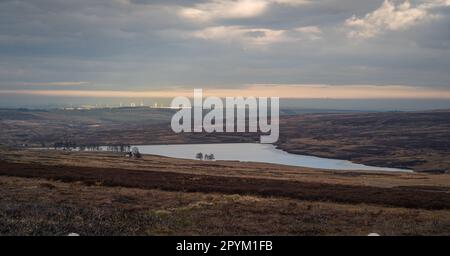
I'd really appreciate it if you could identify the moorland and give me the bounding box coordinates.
[1,108,449,235]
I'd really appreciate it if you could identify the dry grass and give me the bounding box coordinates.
[1,176,450,236]
[2,148,450,190]
[1,148,450,235]
[277,111,450,173]
[2,109,450,172]
[2,159,450,210]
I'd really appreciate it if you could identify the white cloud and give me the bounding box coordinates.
[180,0,268,22]
[294,26,322,40]
[192,26,287,47]
[270,0,309,6]
[179,0,309,22]
[16,81,90,86]
[190,25,321,47]
[345,0,449,39]
[422,0,450,7]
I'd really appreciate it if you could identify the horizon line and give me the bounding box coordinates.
[1,84,450,99]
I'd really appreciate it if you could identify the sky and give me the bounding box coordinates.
[0,0,450,108]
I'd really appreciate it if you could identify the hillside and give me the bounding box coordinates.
[1,148,450,235]
[1,108,449,172]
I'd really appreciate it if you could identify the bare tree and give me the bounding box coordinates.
[131,147,142,159]
[204,154,215,161]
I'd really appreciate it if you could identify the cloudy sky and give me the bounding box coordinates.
[1,0,450,104]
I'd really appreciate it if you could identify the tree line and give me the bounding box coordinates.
[53,141,131,153]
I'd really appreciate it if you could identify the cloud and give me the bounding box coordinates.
[180,0,269,22]
[190,25,321,47]
[345,0,449,39]
[270,0,309,5]
[1,0,450,97]
[241,84,450,99]
[191,26,287,47]
[293,26,322,40]
[179,0,309,22]
[16,81,90,86]
[3,84,450,99]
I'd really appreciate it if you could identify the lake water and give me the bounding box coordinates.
[133,143,412,172]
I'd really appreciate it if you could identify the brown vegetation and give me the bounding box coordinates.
[277,110,450,173]
[1,108,450,235]
[1,172,450,235]
[1,108,450,172]
[1,160,449,210]
[1,149,450,235]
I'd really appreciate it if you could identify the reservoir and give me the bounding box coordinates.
[133,143,412,172]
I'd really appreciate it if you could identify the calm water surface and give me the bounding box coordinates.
[133,143,412,172]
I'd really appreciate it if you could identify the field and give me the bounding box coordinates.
[277,110,450,173]
[1,148,450,235]
[1,108,450,172]
[1,108,450,235]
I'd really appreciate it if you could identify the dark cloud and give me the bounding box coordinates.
[0,0,449,92]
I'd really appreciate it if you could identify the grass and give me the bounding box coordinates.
[1,176,450,236]
[0,149,449,235]
[1,160,450,210]
[1,107,450,236]
[3,108,450,172]
[277,111,450,172]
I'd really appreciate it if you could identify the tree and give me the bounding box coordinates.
[204,154,215,161]
[131,147,142,159]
